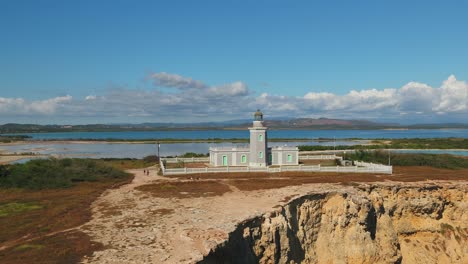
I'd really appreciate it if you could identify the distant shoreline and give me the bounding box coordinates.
[2,127,468,134]
[0,138,373,145]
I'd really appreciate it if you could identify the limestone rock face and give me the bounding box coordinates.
[200,184,467,264]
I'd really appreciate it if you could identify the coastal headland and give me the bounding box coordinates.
[0,141,467,263]
[82,167,467,263]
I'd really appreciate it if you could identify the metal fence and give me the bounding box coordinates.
[299,154,342,160]
[163,157,210,163]
[162,154,339,163]
[160,159,392,175]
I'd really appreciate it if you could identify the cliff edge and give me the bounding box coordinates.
[201,184,467,264]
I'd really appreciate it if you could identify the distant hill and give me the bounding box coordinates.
[261,118,399,129]
[0,119,467,134]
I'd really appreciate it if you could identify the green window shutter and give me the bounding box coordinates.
[259,151,263,158]
[258,134,263,141]
[287,154,292,162]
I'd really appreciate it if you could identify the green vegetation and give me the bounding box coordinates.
[0,158,130,189]
[298,138,468,151]
[97,155,159,170]
[378,138,468,149]
[298,145,365,151]
[0,135,31,143]
[179,152,209,158]
[14,243,45,251]
[347,150,468,169]
[0,158,135,263]
[0,202,42,217]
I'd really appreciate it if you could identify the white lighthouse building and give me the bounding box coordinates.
[209,110,298,167]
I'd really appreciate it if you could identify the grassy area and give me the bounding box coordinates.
[0,158,135,264]
[0,202,42,217]
[0,158,131,189]
[0,135,31,143]
[377,138,468,149]
[298,138,468,151]
[347,150,468,169]
[178,152,209,158]
[97,155,159,170]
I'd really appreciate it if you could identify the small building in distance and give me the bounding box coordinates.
[209,110,298,167]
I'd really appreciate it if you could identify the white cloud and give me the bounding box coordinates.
[0,74,466,123]
[434,75,467,113]
[0,95,72,115]
[149,72,206,90]
[397,81,434,113]
[208,81,249,97]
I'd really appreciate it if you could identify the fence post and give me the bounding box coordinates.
[205,167,208,173]
[184,167,187,173]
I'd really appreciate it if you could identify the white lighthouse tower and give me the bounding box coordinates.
[249,109,268,167]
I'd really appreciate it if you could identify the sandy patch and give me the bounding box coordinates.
[0,155,40,165]
[80,167,468,263]
[80,166,354,263]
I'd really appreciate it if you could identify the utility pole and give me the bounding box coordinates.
[388,149,391,166]
[157,141,160,161]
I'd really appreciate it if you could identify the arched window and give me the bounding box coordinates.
[241,155,247,163]
[287,154,292,162]
[258,134,263,141]
[259,151,263,158]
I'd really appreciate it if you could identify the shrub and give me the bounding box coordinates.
[347,150,468,169]
[0,158,130,190]
[143,155,159,162]
[179,152,208,158]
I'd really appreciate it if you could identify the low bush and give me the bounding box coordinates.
[347,150,468,169]
[178,152,209,158]
[0,158,130,189]
[298,138,468,151]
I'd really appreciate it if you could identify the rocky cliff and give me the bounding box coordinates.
[200,183,467,264]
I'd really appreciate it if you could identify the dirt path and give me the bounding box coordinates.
[80,166,468,263]
[80,167,352,263]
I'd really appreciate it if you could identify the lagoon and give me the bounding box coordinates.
[1,129,467,159]
[0,140,357,159]
[7,128,468,140]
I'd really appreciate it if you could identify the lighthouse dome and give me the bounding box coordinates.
[254,109,263,121]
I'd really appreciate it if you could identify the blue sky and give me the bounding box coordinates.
[0,0,467,124]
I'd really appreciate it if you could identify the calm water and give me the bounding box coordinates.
[1,129,467,159]
[7,128,468,140]
[0,140,357,158]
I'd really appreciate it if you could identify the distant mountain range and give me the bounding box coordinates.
[0,118,467,133]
